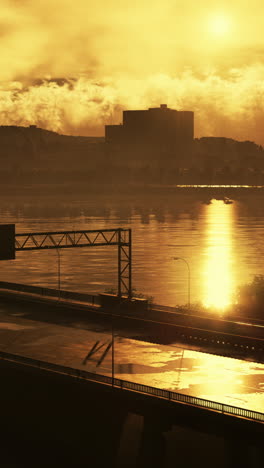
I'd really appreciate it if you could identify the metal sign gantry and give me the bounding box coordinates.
[14,228,132,299]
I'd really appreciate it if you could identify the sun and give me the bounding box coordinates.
[208,14,232,37]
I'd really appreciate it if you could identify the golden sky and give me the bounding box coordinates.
[1,0,264,141]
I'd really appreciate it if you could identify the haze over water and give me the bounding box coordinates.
[0,192,264,311]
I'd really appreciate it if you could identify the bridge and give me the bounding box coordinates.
[0,349,263,467]
[1,350,262,422]
[0,291,263,467]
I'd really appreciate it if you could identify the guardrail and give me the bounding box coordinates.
[0,281,100,306]
[0,350,263,423]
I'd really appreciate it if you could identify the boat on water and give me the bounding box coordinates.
[223,197,233,204]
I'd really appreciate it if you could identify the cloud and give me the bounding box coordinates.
[1,1,264,142]
[1,0,264,81]
[1,67,264,144]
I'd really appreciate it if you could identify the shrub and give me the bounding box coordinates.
[236,275,264,316]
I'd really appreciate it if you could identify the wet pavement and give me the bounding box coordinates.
[0,306,263,414]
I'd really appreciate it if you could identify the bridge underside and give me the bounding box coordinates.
[0,358,262,468]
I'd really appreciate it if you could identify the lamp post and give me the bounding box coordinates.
[176,349,184,390]
[111,317,114,387]
[173,257,191,308]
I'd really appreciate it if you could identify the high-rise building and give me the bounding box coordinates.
[105,104,194,161]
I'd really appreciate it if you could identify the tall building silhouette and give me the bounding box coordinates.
[105,104,194,163]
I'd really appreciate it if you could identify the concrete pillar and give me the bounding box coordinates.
[115,412,143,467]
[137,414,167,468]
[225,438,262,468]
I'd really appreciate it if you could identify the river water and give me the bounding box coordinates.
[0,189,263,413]
[1,190,264,310]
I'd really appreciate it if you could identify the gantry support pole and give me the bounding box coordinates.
[117,228,132,300]
[128,228,132,300]
[118,229,122,299]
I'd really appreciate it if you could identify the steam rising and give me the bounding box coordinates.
[1,1,264,143]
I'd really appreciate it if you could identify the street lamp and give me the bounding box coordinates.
[112,317,115,387]
[173,257,191,308]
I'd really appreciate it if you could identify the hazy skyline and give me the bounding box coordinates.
[1,1,264,143]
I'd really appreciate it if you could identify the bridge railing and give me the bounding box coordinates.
[0,281,100,306]
[0,350,263,423]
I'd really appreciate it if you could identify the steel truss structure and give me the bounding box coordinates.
[15,228,132,298]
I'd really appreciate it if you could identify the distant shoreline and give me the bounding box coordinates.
[2,182,264,198]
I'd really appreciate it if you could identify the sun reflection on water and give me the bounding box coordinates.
[203,199,235,310]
